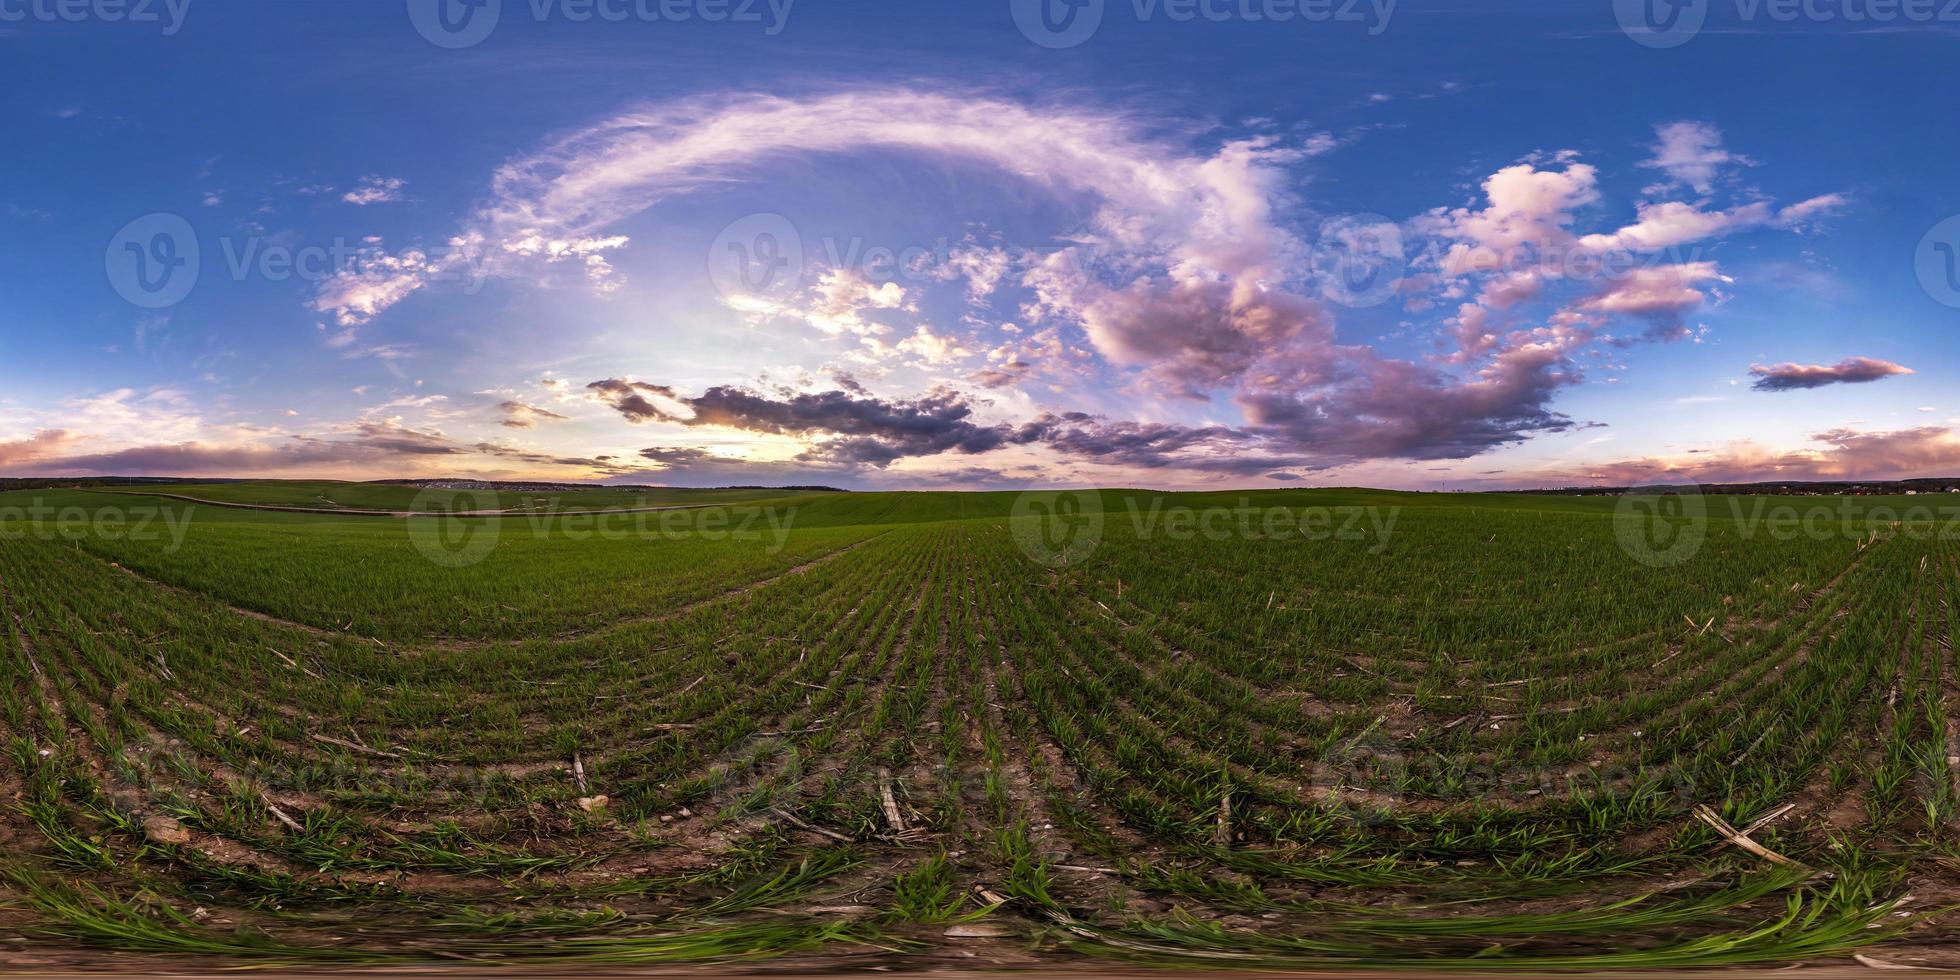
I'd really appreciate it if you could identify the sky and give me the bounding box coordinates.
[3,0,1958,490]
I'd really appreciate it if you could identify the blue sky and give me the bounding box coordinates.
[2,0,1957,489]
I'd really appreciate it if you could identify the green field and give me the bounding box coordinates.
[3,482,1960,969]
[101,480,820,513]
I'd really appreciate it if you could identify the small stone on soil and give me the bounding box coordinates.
[142,814,191,845]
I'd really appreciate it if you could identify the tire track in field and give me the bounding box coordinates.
[35,534,900,824]
[1687,540,1911,834]
[18,602,640,887]
[435,536,913,786]
[367,531,912,752]
[1428,538,1885,761]
[82,532,886,653]
[1070,534,1881,820]
[81,535,896,837]
[0,595,384,889]
[137,534,911,806]
[581,533,938,830]
[424,531,893,652]
[673,566,931,846]
[1438,553,1872,805]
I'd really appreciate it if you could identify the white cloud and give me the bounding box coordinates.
[342,175,408,206]
[1578,194,1846,252]
[1640,121,1751,194]
[1421,161,1601,276]
[313,246,440,325]
[1578,261,1731,316]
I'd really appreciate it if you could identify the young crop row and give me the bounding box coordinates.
[0,493,1954,968]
